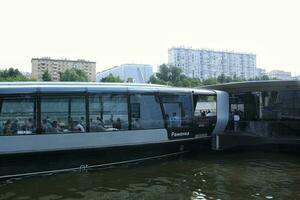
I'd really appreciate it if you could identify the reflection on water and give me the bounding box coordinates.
[1,151,300,200]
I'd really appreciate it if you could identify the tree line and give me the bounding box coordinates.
[0,68,35,81]
[98,64,274,86]
[148,64,274,87]
[1,65,274,85]
[0,68,90,82]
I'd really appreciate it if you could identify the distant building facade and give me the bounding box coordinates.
[294,75,300,80]
[255,68,267,77]
[168,47,257,80]
[268,70,292,80]
[96,64,153,83]
[31,58,96,81]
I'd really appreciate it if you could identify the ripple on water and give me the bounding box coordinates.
[0,152,299,199]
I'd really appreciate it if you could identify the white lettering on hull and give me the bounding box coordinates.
[171,132,190,137]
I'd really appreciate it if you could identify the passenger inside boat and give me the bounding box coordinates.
[113,118,122,129]
[132,118,141,129]
[170,112,181,127]
[72,121,85,132]
[3,120,13,135]
[51,121,62,133]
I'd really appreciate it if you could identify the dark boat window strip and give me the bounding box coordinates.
[0,96,36,135]
[127,94,132,130]
[37,93,42,134]
[85,93,90,132]
[129,94,164,130]
[0,90,218,136]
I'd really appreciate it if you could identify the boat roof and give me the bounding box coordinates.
[200,80,300,93]
[0,82,215,95]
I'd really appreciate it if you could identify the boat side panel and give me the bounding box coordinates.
[0,129,169,155]
[212,90,229,135]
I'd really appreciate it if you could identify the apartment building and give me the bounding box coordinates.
[268,70,292,80]
[168,47,257,80]
[31,57,96,81]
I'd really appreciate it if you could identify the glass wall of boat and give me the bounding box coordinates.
[227,90,300,136]
[0,93,217,135]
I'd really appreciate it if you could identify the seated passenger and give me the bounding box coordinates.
[96,117,104,125]
[132,118,141,129]
[42,119,52,132]
[73,121,85,132]
[170,112,181,127]
[3,120,13,135]
[51,121,62,133]
[25,118,34,131]
[11,119,19,134]
[206,110,213,117]
[80,117,86,128]
[96,117,106,131]
[113,118,122,129]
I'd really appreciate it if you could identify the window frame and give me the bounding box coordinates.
[129,93,165,130]
[39,93,88,134]
[0,94,38,136]
[0,91,200,136]
[89,92,130,132]
[159,92,194,129]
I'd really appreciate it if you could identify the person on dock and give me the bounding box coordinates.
[233,111,240,132]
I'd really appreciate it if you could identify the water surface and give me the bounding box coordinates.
[1,151,299,200]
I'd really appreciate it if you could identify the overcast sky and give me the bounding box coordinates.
[0,0,299,75]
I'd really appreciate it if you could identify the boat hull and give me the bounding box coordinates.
[0,137,211,179]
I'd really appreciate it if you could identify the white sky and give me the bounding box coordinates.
[0,0,299,75]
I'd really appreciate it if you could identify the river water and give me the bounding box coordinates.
[0,151,300,200]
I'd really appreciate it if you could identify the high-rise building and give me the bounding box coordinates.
[168,47,257,80]
[31,57,96,81]
[96,64,153,83]
[268,70,292,80]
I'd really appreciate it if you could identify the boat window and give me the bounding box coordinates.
[41,96,86,133]
[130,94,164,130]
[261,90,300,120]
[89,94,128,131]
[0,96,36,135]
[194,95,217,117]
[160,94,193,128]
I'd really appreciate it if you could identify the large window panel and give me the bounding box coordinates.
[130,95,164,129]
[0,96,36,135]
[41,96,86,133]
[194,95,217,117]
[161,94,193,128]
[89,94,128,131]
[89,96,105,132]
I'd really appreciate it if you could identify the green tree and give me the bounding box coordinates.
[42,69,52,81]
[260,75,270,80]
[217,74,226,83]
[152,64,184,85]
[148,74,167,85]
[0,68,35,82]
[149,64,203,87]
[169,66,182,83]
[100,73,123,83]
[202,77,218,85]
[60,68,88,82]
[156,64,170,82]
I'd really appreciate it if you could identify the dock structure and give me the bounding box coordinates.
[203,80,300,151]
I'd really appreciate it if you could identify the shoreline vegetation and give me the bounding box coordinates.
[1,65,275,86]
